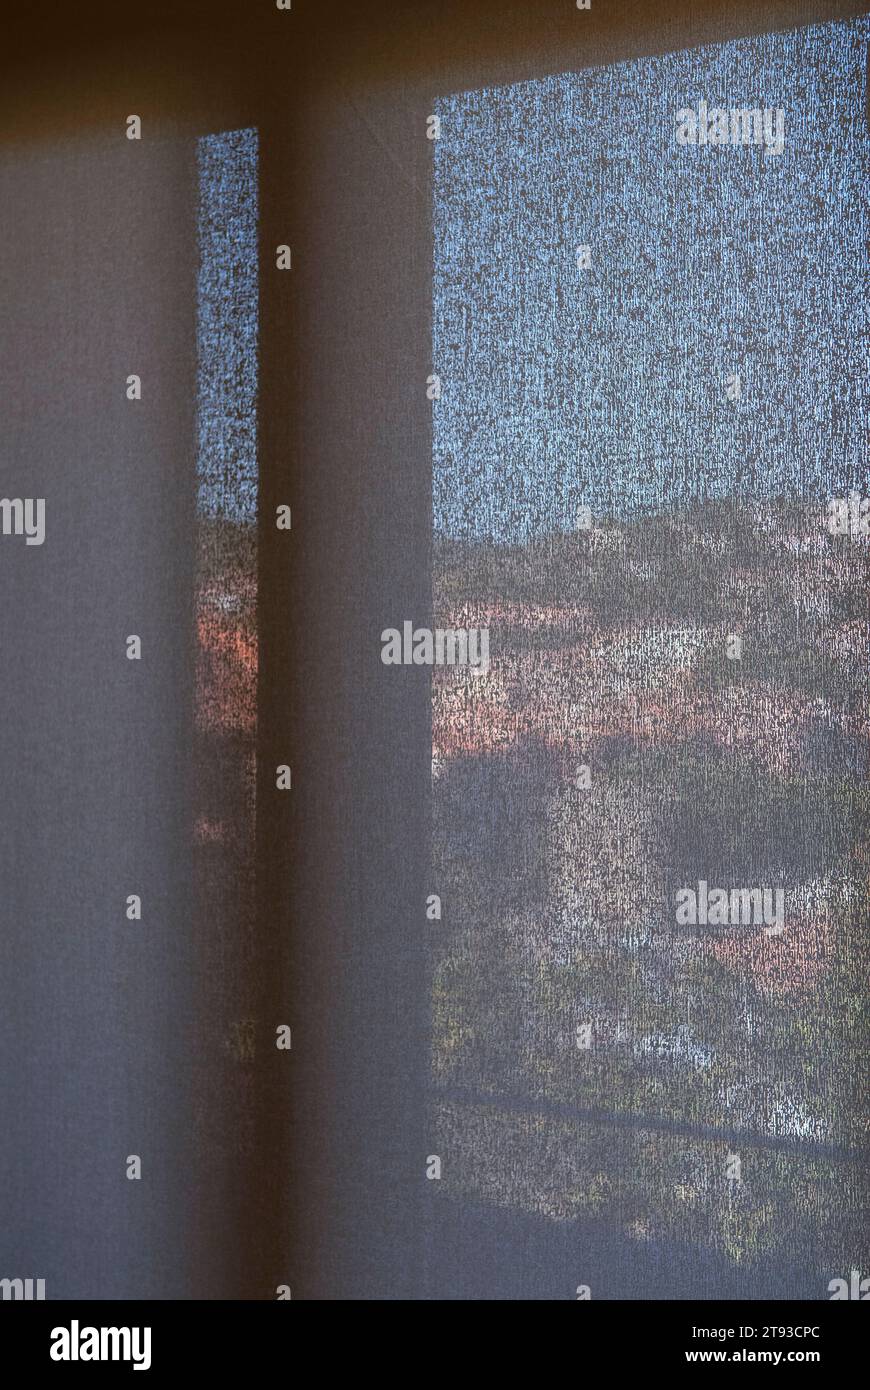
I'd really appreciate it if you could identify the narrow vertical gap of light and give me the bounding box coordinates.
[194,126,258,995]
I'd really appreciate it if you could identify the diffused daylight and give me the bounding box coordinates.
[0,0,866,1351]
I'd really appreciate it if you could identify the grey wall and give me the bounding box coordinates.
[0,133,198,1298]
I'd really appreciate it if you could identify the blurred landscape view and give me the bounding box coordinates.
[430,500,868,1283]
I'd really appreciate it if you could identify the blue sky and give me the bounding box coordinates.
[196,127,259,525]
[433,18,869,542]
